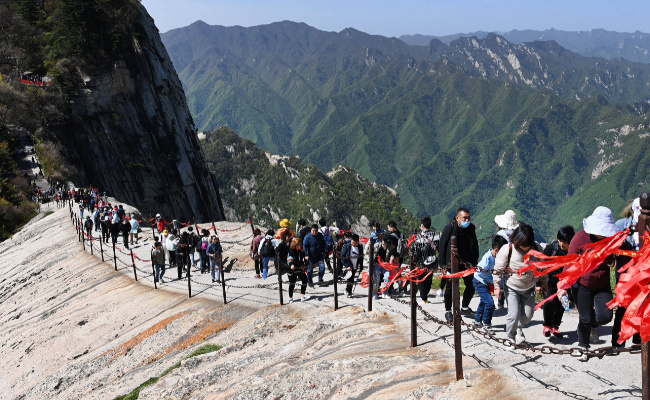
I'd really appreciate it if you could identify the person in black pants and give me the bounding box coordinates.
[287,238,308,302]
[541,225,575,338]
[439,208,480,322]
[341,234,364,297]
[411,215,438,303]
[120,219,131,249]
[176,240,191,280]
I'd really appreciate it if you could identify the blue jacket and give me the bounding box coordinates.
[475,250,495,285]
[341,240,364,270]
[207,242,222,256]
[303,232,326,262]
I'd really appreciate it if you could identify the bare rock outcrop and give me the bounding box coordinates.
[57,4,224,222]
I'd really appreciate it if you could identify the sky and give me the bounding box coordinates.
[142,0,650,37]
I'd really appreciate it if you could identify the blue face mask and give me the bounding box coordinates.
[459,220,470,228]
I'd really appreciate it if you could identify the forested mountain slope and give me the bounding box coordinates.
[163,21,650,239]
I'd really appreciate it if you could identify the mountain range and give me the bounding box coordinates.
[162,21,650,240]
[400,28,650,64]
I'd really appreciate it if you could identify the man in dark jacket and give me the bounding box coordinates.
[439,208,479,321]
[341,234,364,297]
[303,224,327,287]
[120,219,131,249]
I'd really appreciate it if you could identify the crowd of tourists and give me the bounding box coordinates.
[62,185,643,363]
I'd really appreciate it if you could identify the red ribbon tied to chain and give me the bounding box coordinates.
[522,229,629,311]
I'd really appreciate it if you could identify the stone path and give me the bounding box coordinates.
[66,203,643,399]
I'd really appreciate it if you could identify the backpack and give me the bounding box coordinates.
[259,237,276,257]
[323,227,334,253]
[393,232,409,259]
[188,233,198,248]
[201,237,209,251]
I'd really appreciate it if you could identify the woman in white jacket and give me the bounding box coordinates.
[493,223,548,344]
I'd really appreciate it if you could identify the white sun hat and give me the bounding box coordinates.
[583,206,620,237]
[494,210,518,230]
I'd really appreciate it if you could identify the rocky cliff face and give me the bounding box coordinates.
[59,4,224,222]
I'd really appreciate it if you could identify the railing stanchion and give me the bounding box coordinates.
[130,249,137,281]
[410,257,417,348]
[367,237,374,312]
[333,252,339,310]
[451,236,464,381]
[113,242,117,271]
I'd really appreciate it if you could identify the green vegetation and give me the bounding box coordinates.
[201,126,419,231]
[113,343,222,400]
[165,22,650,240]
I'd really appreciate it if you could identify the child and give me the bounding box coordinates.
[474,235,508,331]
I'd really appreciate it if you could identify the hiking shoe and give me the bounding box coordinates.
[473,321,483,329]
[551,327,563,338]
[308,283,314,288]
[590,327,599,344]
[578,346,589,362]
[483,323,494,333]
[254,275,261,279]
[460,307,475,317]
[516,328,526,344]
[346,293,352,298]
[445,311,453,322]
[301,296,309,301]
[289,298,294,304]
[436,289,444,297]
[543,325,552,337]
[423,300,428,304]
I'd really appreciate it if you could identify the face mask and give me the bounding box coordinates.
[459,221,470,229]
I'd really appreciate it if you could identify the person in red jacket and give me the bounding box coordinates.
[557,206,632,361]
[155,213,170,234]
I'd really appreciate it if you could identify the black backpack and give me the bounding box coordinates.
[259,238,276,257]
[188,233,198,248]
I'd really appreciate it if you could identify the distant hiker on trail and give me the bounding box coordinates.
[155,214,170,234]
[297,219,310,243]
[493,223,548,345]
[250,228,263,279]
[319,218,339,274]
[287,238,308,303]
[207,235,223,283]
[110,219,120,246]
[258,229,278,280]
[410,215,438,303]
[276,219,295,241]
[186,227,199,266]
[303,224,327,287]
[166,229,179,273]
[494,210,519,309]
[93,208,101,232]
[101,215,110,243]
[83,216,93,238]
[177,239,191,279]
[541,225,575,339]
[152,241,166,284]
[199,229,210,273]
[120,219,131,249]
[129,215,140,245]
[439,207,479,322]
[374,235,399,299]
[276,234,292,277]
[341,234,364,298]
[473,235,508,332]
